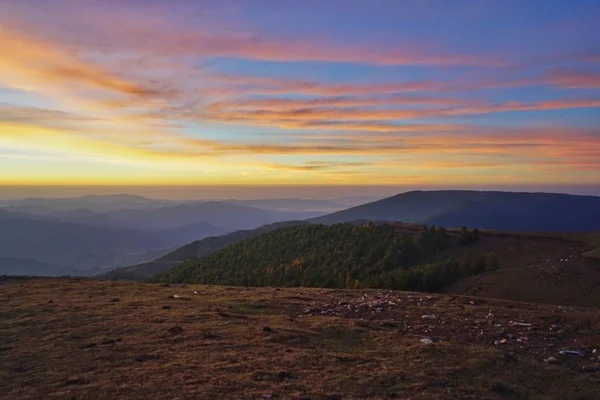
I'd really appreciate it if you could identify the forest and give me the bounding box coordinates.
[153,223,497,292]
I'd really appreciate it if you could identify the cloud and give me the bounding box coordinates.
[543,68,600,89]
[201,97,600,131]
[0,26,161,99]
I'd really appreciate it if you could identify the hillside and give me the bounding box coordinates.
[2,278,599,399]
[0,194,173,214]
[223,198,347,212]
[315,190,600,232]
[104,201,324,231]
[153,223,600,307]
[154,224,499,291]
[0,211,220,275]
[0,257,66,276]
[99,221,308,280]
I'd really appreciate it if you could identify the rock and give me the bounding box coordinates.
[560,350,585,357]
[110,298,120,303]
[421,314,437,320]
[81,343,97,349]
[162,305,171,310]
[48,300,54,304]
[420,338,434,344]
[169,326,183,334]
[545,357,558,364]
[263,326,273,332]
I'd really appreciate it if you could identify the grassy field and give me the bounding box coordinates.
[2,278,600,399]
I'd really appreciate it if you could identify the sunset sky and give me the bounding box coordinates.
[1,0,599,195]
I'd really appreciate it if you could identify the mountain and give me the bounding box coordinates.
[98,221,307,280]
[0,257,65,276]
[152,223,489,290]
[43,209,132,228]
[0,210,226,276]
[222,198,347,212]
[0,194,173,214]
[104,201,324,231]
[153,222,600,307]
[316,190,600,232]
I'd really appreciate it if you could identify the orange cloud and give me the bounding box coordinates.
[0,26,158,99]
[543,68,600,89]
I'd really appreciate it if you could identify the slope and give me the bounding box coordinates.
[3,278,599,399]
[99,221,308,280]
[154,222,600,307]
[0,210,222,275]
[316,190,600,232]
[106,201,324,231]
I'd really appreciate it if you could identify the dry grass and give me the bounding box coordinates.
[1,277,600,400]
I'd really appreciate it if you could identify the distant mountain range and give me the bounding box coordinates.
[98,221,307,280]
[0,195,328,276]
[4,190,600,278]
[315,190,600,232]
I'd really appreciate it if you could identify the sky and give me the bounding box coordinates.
[1,0,599,197]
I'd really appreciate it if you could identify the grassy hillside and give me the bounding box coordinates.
[153,223,498,292]
[316,190,600,232]
[154,222,600,307]
[2,278,599,399]
[99,221,308,280]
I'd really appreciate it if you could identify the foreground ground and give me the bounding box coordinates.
[1,278,600,399]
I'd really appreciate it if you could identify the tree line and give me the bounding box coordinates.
[152,223,497,292]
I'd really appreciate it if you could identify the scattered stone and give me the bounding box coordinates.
[169,326,183,334]
[421,314,437,320]
[545,357,558,364]
[169,294,190,300]
[560,350,585,357]
[420,338,434,344]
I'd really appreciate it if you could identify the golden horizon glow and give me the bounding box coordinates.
[1,1,599,187]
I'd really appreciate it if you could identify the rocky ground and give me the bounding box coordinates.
[1,278,599,399]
